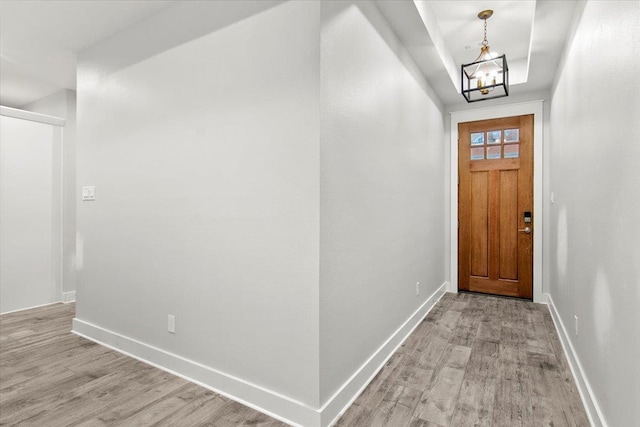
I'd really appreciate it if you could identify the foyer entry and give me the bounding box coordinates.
[458,115,534,299]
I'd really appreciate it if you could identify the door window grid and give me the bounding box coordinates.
[470,128,520,160]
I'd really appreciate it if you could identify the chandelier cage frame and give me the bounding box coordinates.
[461,54,509,102]
[460,9,509,103]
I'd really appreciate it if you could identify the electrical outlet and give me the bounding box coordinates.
[168,315,176,334]
[574,315,578,336]
[416,282,420,296]
[82,186,95,201]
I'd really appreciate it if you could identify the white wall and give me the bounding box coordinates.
[75,0,448,423]
[22,89,77,298]
[319,0,445,405]
[0,114,62,313]
[75,0,321,410]
[548,1,640,425]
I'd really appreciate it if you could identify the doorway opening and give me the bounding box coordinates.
[449,100,544,303]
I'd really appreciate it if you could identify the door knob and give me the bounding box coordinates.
[518,226,531,234]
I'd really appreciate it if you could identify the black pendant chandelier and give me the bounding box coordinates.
[461,10,509,103]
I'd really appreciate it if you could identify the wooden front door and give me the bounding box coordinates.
[458,115,533,299]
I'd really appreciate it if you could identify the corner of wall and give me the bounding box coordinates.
[321,282,448,427]
[549,1,587,98]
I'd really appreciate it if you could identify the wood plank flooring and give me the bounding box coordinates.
[337,292,589,427]
[0,293,589,426]
[0,303,286,427]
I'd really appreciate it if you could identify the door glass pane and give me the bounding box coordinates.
[471,147,484,160]
[504,144,519,158]
[487,146,501,159]
[487,130,501,144]
[471,132,484,145]
[504,128,519,142]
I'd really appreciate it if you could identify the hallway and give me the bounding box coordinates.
[1,1,638,425]
[0,293,588,426]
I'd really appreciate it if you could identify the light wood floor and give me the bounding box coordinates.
[336,292,589,426]
[0,293,588,426]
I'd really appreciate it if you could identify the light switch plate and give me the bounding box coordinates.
[82,186,95,201]
[168,315,176,333]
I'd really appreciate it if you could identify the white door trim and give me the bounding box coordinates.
[449,100,544,303]
[0,105,66,127]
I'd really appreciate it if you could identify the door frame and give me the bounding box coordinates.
[449,100,544,303]
[0,106,65,312]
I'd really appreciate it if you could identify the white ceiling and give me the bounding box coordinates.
[427,0,537,85]
[430,1,535,61]
[0,0,578,108]
[0,0,175,107]
[377,0,579,106]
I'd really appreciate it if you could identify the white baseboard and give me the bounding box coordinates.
[72,318,318,427]
[72,282,447,427]
[543,293,607,427]
[0,301,59,315]
[444,280,455,293]
[0,292,76,315]
[323,281,448,427]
